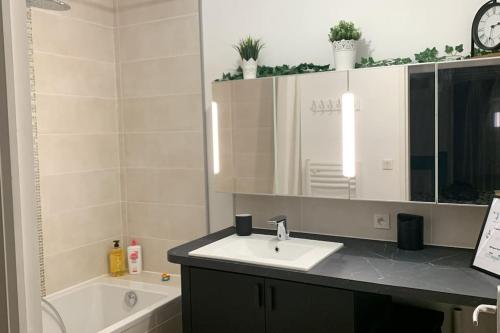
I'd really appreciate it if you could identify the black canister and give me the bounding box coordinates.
[397,213,424,250]
[235,214,252,236]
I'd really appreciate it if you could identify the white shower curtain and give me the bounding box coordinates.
[275,76,301,195]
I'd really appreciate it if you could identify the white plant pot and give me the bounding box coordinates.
[332,39,357,71]
[242,58,258,80]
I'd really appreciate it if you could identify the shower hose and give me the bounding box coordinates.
[41,298,67,333]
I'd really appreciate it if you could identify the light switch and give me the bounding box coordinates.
[374,214,390,229]
[382,159,394,170]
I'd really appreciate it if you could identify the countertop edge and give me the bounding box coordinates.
[167,227,498,306]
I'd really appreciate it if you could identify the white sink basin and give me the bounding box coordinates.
[188,234,343,271]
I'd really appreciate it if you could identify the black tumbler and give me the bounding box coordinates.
[397,213,424,250]
[235,214,252,236]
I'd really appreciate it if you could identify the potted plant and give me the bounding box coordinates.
[328,21,361,70]
[234,36,264,79]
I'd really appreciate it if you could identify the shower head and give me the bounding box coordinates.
[26,0,71,11]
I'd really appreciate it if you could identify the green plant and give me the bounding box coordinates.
[329,21,361,42]
[414,47,444,63]
[356,56,412,68]
[219,63,332,81]
[233,36,264,61]
[445,44,464,57]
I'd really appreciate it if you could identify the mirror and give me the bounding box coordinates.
[212,58,500,205]
[409,64,436,203]
[212,78,275,194]
[438,58,500,205]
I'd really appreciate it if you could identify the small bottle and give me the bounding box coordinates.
[127,239,142,275]
[109,240,126,277]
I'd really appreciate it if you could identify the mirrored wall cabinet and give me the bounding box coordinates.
[212,57,500,206]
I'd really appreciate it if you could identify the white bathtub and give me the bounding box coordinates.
[42,275,182,333]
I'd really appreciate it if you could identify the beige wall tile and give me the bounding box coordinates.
[36,94,118,134]
[231,78,274,103]
[130,237,182,274]
[119,15,199,62]
[45,238,118,293]
[33,52,116,98]
[232,101,274,129]
[301,198,432,242]
[126,168,205,205]
[122,95,203,132]
[124,133,170,168]
[40,169,121,215]
[212,81,232,103]
[235,178,275,195]
[233,153,274,178]
[232,127,274,154]
[235,194,490,248]
[430,205,487,248]
[164,132,204,169]
[127,202,206,241]
[120,55,201,97]
[32,10,115,62]
[125,132,203,169]
[117,0,198,26]
[32,0,115,27]
[38,134,119,175]
[43,203,122,256]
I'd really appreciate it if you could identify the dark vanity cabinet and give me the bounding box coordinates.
[182,267,390,333]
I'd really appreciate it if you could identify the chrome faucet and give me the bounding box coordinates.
[268,215,290,241]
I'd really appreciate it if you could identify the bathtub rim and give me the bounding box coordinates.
[42,273,181,333]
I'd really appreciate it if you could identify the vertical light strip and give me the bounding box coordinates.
[212,102,220,175]
[342,92,356,178]
[495,112,500,128]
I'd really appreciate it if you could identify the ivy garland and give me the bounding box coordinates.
[218,44,497,81]
[219,63,332,81]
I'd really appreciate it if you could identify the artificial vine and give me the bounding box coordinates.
[218,44,497,80]
[219,63,332,81]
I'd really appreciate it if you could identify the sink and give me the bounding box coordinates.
[188,234,343,271]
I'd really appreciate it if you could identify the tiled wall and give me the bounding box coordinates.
[235,195,488,248]
[31,0,206,293]
[116,0,207,275]
[31,1,121,293]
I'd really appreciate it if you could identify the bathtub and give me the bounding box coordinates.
[42,274,182,333]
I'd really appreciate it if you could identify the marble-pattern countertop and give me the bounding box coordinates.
[168,228,500,306]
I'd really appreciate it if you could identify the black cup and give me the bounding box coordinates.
[397,213,424,250]
[235,214,252,236]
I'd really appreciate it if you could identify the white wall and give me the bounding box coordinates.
[203,0,486,80]
[201,0,488,231]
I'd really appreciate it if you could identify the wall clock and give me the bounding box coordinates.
[472,0,500,55]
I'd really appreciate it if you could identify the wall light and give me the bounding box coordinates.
[342,92,355,178]
[495,112,500,128]
[211,102,220,175]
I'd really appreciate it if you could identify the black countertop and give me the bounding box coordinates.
[168,227,500,306]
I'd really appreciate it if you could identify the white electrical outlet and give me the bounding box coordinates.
[374,214,390,229]
[382,159,394,170]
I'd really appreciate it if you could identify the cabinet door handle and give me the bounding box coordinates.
[267,286,276,311]
[255,283,264,308]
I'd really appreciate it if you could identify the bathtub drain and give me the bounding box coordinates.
[125,291,138,307]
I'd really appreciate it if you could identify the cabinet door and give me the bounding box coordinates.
[190,268,266,333]
[266,279,355,333]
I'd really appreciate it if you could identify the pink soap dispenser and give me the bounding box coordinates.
[127,240,142,275]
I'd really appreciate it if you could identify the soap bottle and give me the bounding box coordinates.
[127,239,142,275]
[109,240,126,277]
